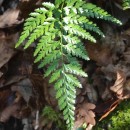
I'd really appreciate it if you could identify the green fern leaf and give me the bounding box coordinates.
[54,78,64,90]
[15,0,122,129]
[64,24,96,42]
[81,3,122,25]
[44,60,59,77]
[64,63,88,77]
[64,73,82,88]
[49,69,62,83]
[42,2,55,9]
[122,0,130,10]
[34,41,59,63]
[38,50,61,68]
[64,14,104,36]
[63,42,89,60]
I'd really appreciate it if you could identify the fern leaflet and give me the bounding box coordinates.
[122,0,130,10]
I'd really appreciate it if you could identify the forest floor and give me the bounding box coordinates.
[0,0,130,130]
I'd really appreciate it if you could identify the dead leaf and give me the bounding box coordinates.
[0,103,21,122]
[85,84,98,103]
[0,9,22,28]
[75,102,96,129]
[11,78,33,103]
[74,118,84,130]
[0,34,18,69]
[122,79,130,99]
[110,70,126,97]
[0,76,25,88]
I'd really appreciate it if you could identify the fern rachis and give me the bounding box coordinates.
[15,0,121,129]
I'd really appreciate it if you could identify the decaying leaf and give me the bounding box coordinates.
[0,9,22,28]
[75,102,96,129]
[122,79,130,99]
[110,70,126,97]
[0,33,18,69]
[76,77,98,104]
[0,103,21,123]
[11,78,33,103]
[85,84,98,103]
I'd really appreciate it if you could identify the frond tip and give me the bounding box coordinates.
[122,0,130,10]
[15,0,122,129]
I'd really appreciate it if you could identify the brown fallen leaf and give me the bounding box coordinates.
[75,102,96,129]
[0,76,25,88]
[0,9,23,28]
[0,33,18,69]
[122,79,130,99]
[0,103,21,123]
[110,70,126,97]
[74,118,84,130]
[11,78,33,103]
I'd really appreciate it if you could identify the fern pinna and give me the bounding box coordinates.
[15,0,121,129]
[122,0,130,10]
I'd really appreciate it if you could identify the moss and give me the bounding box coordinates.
[93,99,130,130]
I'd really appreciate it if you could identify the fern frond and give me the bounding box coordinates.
[63,14,104,37]
[24,23,50,49]
[64,24,96,42]
[63,42,88,60]
[38,50,61,68]
[34,29,58,56]
[15,8,49,48]
[44,59,59,77]
[80,3,122,25]
[42,2,55,9]
[64,73,82,88]
[64,63,87,77]
[15,1,122,129]
[49,69,62,83]
[34,41,59,63]
[54,78,64,91]
[122,0,130,10]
